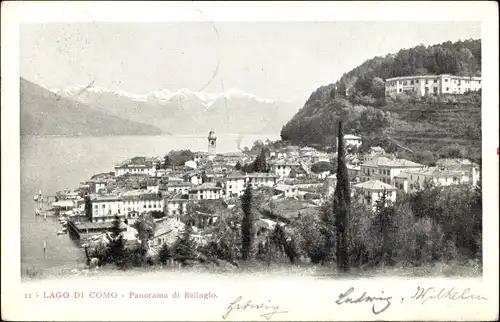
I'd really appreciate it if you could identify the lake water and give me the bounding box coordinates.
[20,134,279,274]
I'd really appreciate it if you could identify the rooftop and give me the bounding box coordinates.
[344,134,361,140]
[167,181,193,187]
[270,159,300,166]
[354,180,397,191]
[73,221,127,231]
[226,172,279,179]
[189,183,222,191]
[361,156,423,168]
[403,167,468,177]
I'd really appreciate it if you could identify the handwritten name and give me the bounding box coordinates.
[222,296,288,320]
[410,286,487,304]
[335,287,392,314]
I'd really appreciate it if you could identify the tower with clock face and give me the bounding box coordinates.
[208,129,217,158]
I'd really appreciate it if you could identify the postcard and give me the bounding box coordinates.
[1,1,498,321]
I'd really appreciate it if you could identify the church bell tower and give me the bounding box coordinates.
[208,129,217,159]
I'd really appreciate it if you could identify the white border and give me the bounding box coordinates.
[2,1,498,321]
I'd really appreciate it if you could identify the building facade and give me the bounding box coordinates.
[224,172,278,198]
[188,183,222,200]
[385,74,481,97]
[353,180,397,208]
[394,166,478,194]
[359,156,425,185]
[114,159,156,177]
[344,134,362,148]
[166,182,192,195]
[270,159,300,178]
[90,195,125,223]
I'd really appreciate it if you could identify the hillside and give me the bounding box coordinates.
[52,86,300,135]
[20,78,163,137]
[280,39,482,160]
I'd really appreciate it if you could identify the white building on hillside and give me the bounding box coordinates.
[394,166,478,193]
[344,134,362,148]
[224,172,278,198]
[385,74,481,97]
[360,156,425,185]
[188,183,222,200]
[270,159,300,178]
[353,180,397,208]
[114,158,156,177]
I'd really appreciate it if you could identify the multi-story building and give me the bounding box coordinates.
[269,159,300,178]
[89,194,125,223]
[166,181,193,195]
[353,180,397,208]
[385,74,481,97]
[299,147,318,158]
[344,134,362,148]
[359,156,425,185]
[121,191,165,215]
[188,183,222,200]
[224,172,278,198]
[394,166,478,194]
[114,158,156,177]
[165,193,189,220]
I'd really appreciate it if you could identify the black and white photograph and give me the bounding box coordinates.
[2,2,498,321]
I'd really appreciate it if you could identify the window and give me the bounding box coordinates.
[410,80,414,85]
[445,79,448,82]
[399,89,402,92]
[403,81,407,85]
[415,80,419,84]
[446,87,449,91]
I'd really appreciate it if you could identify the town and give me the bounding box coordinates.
[40,126,481,269]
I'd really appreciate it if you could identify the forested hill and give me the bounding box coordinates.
[280,39,481,161]
[20,78,163,137]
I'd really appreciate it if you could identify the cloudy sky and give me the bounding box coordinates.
[20,22,480,103]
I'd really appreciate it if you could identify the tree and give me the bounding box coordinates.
[132,212,156,251]
[173,226,196,259]
[311,161,334,174]
[84,195,92,218]
[235,161,242,171]
[163,154,171,169]
[254,148,268,172]
[106,215,126,267]
[333,121,351,272]
[371,190,396,264]
[158,243,172,265]
[240,184,255,260]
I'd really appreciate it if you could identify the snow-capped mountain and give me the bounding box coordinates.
[51,85,298,135]
[51,86,275,109]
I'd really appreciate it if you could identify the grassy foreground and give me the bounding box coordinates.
[22,259,482,282]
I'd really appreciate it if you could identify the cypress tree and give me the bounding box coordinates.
[106,215,126,267]
[241,184,254,260]
[333,121,351,272]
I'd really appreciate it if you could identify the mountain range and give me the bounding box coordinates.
[51,85,300,135]
[20,78,163,136]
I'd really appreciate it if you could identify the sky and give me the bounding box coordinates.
[20,22,481,103]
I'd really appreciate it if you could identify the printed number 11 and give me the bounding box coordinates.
[25,293,32,299]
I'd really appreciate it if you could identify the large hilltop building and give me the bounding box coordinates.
[385,74,481,97]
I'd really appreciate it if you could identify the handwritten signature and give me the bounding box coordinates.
[335,287,392,314]
[222,296,288,320]
[410,286,487,304]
